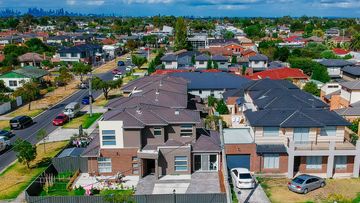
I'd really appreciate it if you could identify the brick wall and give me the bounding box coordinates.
[299,156,328,173]
[334,156,355,173]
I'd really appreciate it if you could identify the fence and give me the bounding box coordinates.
[0,96,22,115]
[52,156,88,173]
[0,102,11,114]
[25,192,227,203]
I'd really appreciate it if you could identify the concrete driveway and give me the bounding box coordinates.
[235,183,270,203]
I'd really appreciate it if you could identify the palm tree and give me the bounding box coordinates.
[350,34,360,51]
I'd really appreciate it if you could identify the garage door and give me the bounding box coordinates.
[226,154,250,170]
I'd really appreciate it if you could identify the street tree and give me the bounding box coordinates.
[72,62,92,82]
[13,139,37,169]
[92,77,122,100]
[36,129,48,153]
[55,66,73,89]
[13,81,40,110]
[131,55,147,69]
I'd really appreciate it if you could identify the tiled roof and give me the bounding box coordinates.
[212,55,228,61]
[335,107,360,116]
[249,54,268,61]
[318,59,354,67]
[342,66,360,76]
[58,44,101,53]
[161,54,177,62]
[333,48,350,55]
[18,53,44,62]
[341,80,360,90]
[247,67,308,80]
[192,130,221,152]
[195,54,210,61]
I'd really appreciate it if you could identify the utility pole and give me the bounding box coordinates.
[219,118,231,203]
[89,72,93,117]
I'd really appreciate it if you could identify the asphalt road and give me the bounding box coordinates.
[0,70,114,172]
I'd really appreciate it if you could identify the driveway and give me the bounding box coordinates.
[235,183,270,203]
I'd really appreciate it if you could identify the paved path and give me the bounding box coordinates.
[236,183,271,203]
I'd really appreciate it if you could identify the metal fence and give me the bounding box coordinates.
[52,156,88,173]
[25,192,227,203]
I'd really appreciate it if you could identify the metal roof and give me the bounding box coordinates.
[256,144,287,154]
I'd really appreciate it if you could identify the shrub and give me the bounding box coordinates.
[74,186,85,196]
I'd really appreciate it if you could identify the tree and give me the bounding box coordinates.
[25,38,50,53]
[207,96,217,107]
[216,100,229,115]
[55,67,73,89]
[213,60,219,69]
[13,139,37,169]
[302,82,320,96]
[207,60,213,69]
[312,65,330,83]
[13,81,40,110]
[350,33,360,51]
[274,47,290,61]
[36,129,48,153]
[320,50,339,59]
[92,77,122,100]
[204,115,226,131]
[312,29,324,37]
[72,62,92,82]
[131,55,147,69]
[231,56,237,65]
[174,17,188,51]
[223,31,234,39]
[125,40,138,53]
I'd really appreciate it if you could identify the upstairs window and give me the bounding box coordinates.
[263,127,279,137]
[59,53,66,57]
[154,127,162,136]
[102,130,116,146]
[180,124,193,136]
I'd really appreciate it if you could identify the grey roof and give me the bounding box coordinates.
[245,108,350,128]
[195,54,210,61]
[212,55,228,61]
[341,81,360,90]
[81,133,100,157]
[58,44,101,53]
[12,66,49,78]
[192,130,221,152]
[208,38,239,46]
[268,61,284,69]
[335,107,360,116]
[342,66,360,76]
[318,59,354,68]
[223,128,253,144]
[256,144,287,154]
[242,78,298,91]
[48,35,71,41]
[249,54,268,62]
[171,72,250,90]
[161,54,177,62]
[58,147,85,158]
[18,53,44,62]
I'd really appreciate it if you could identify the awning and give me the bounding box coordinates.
[256,144,287,154]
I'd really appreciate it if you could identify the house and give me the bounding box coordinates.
[55,44,103,64]
[160,51,200,70]
[102,45,121,60]
[0,36,22,45]
[341,66,360,81]
[18,52,45,67]
[46,35,71,45]
[199,47,233,57]
[320,82,342,110]
[223,79,360,178]
[223,43,244,54]
[0,66,49,90]
[187,35,207,50]
[248,54,268,72]
[246,67,308,84]
[194,54,210,69]
[82,75,221,178]
[318,59,354,78]
[306,36,324,43]
[241,49,257,58]
[338,81,360,108]
[212,55,229,70]
[170,72,249,99]
[161,54,178,69]
[207,39,240,47]
[325,28,340,37]
[333,48,350,58]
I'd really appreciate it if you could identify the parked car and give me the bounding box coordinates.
[81,95,94,105]
[230,168,256,189]
[78,82,88,89]
[0,129,13,138]
[63,102,81,118]
[288,174,325,194]
[52,114,69,126]
[113,74,122,81]
[0,136,10,152]
[126,66,132,71]
[9,115,33,130]
[126,56,131,61]
[117,61,125,66]
[112,69,122,75]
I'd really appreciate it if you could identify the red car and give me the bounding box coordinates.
[52,114,69,126]
[112,69,121,74]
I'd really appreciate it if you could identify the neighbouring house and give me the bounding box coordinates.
[187,35,208,50]
[241,49,257,58]
[341,66,360,81]
[223,79,360,178]
[338,81,360,108]
[46,35,71,45]
[246,67,308,85]
[160,51,200,70]
[207,39,240,48]
[55,44,103,64]
[320,82,342,110]
[170,72,249,99]
[0,66,49,90]
[18,52,45,67]
[334,103,360,122]
[333,48,350,58]
[199,47,233,57]
[211,55,229,70]
[161,54,178,69]
[306,36,324,44]
[248,54,268,72]
[102,45,121,60]
[318,59,354,78]
[194,54,210,69]
[325,28,340,37]
[224,43,244,55]
[0,36,22,45]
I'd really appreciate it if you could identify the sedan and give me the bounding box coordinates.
[81,95,94,105]
[230,168,256,189]
[0,129,13,138]
[288,174,325,194]
[52,114,69,126]
[112,69,122,75]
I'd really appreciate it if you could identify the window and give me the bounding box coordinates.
[199,61,204,65]
[59,53,66,57]
[175,156,188,171]
[102,130,116,146]
[154,127,162,136]
[335,156,347,169]
[263,127,279,137]
[71,53,78,57]
[8,80,17,87]
[98,157,112,173]
[263,154,279,169]
[199,90,202,94]
[320,126,336,136]
[132,169,139,174]
[166,61,172,65]
[132,156,138,162]
[132,163,139,168]
[180,124,193,136]
[306,156,322,170]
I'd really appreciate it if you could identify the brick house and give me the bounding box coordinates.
[223,79,360,178]
[82,75,221,179]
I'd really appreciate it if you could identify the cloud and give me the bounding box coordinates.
[317,0,360,8]
[66,0,76,5]
[217,5,249,10]
[87,0,105,5]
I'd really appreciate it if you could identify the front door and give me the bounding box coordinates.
[194,154,218,171]
[294,128,309,143]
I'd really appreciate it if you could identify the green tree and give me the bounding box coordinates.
[131,55,147,69]
[213,60,219,69]
[13,139,37,169]
[55,66,73,89]
[231,56,237,65]
[302,82,320,96]
[174,17,188,51]
[312,65,330,83]
[13,81,40,110]
[125,40,138,53]
[350,33,360,51]
[204,115,225,131]
[92,77,122,100]
[72,62,92,82]
[207,60,213,69]
[207,96,217,107]
[216,100,229,115]
[36,129,47,153]
[274,47,290,61]
[320,50,339,59]
[25,38,50,53]
[223,31,235,39]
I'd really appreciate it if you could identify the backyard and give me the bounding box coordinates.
[258,177,360,203]
[62,113,102,129]
[0,141,68,200]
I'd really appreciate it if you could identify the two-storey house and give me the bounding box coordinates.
[55,44,103,64]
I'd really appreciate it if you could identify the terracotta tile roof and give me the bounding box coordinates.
[333,48,350,55]
[247,67,308,80]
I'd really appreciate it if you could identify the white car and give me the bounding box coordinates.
[230,168,256,189]
[113,74,122,80]
[126,56,131,61]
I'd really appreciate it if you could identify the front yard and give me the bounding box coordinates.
[0,141,68,200]
[259,177,360,203]
[62,113,102,129]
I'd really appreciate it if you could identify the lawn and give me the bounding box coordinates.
[8,108,45,118]
[0,120,10,130]
[261,177,360,203]
[0,141,68,200]
[40,171,85,196]
[63,113,102,129]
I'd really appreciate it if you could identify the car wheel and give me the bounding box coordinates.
[303,188,308,194]
[320,182,325,188]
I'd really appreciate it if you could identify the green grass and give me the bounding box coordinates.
[231,185,239,203]
[256,176,271,198]
[63,113,102,129]
[40,172,85,196]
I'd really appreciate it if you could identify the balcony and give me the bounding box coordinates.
[286,138,357,151]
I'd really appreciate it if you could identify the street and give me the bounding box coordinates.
[0,70,114,172]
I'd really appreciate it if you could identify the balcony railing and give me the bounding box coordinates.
[287,138,356,151]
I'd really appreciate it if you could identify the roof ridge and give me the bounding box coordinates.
[124,109,146,125]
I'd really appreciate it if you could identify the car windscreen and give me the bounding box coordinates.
[10,119,19,123]
[56,116,64,119]
[292,177,305,184]
[239,173,252,179]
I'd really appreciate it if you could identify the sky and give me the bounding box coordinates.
[2,0,360,17]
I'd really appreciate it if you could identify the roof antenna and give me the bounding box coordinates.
[136,106,142,115]
[159,80,163,87]
[155,88,159,102]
